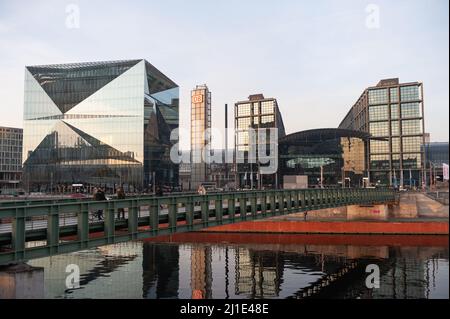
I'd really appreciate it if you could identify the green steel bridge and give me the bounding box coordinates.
[0,188,395,265]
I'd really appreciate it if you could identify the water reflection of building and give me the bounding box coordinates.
[142,243,179,299]
[234,248,283,298]
[190,246,213,299]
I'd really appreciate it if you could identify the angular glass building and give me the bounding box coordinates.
[22,59,179,193]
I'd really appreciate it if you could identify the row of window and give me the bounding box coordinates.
[370,153,422,169]
[236,101,275,117]
[369,103,422,121]
[370,136,423,154]
[368,86,420,105]
[369,119,423,137]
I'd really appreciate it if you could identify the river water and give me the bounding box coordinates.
[28,233,449,299]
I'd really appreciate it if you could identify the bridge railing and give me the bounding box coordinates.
[0,188,395,265]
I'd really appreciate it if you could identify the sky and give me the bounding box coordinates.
[0,0,448,150]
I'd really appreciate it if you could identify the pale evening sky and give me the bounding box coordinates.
[0,0,448,149]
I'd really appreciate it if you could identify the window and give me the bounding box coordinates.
[253,103,259,115]
[402,136,422,153]
[391,137,400,153]
[391,104,399,120]
[261,101,274,114]
[237,117,251,129]
[390,88,399,103]
[402,120,422,135]
[403,153,421,169]
[391,121,400,136]
[370,140,390,154]
[370,122,389,137]
[400,86,420,102]
[401,103,421,118]
[237,103,251,117]
[370,155,390,170]
[392,154,401,169]
[261,115,274,124]
[369,105,389,121]
[369,89,388,104]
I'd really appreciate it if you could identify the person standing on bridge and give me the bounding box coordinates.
[94,187,107,220]
[116,187,126,219]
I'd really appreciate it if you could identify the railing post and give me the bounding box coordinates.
[239,193,247,221]
[201,195,209,226]
[104,201,115,244]
[261,192,267,216]
[47,205,59,255]
[168,197,177,233]
[270,192,276,216]
[149,199,159,235]
[228,195,236,221]
[215,195,223,224]
[78,203,89,249]
[250,193,257,218]
[286,191,292,213]
[12,207,26,261]
[128,199,138,239]
[185,197,194,230]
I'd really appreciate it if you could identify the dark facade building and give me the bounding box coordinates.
[235,94,285,189]
[279,128,376,188]
[0,126,23,193]
[339,78,425,188]
[423,142,449,184]
[22,59,179,193]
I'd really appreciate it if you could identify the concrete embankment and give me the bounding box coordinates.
[203,192,449,235]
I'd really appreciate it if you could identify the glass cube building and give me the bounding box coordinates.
[22,59,179,192]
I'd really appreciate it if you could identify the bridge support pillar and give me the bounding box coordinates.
[0,263,44,299]
[347,204,389,221]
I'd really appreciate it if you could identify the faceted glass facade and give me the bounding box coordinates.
[339,79,425,187]
[22,60,179,192]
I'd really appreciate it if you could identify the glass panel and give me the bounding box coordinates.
[391,121,400,136]
[369,105,389,121]
[400,85,420,102]
[370,140,390,154]
[370,154,390,170]
[368,89,388,104]
[390,88,399,103]
[403,153,421,169]
[369,121,389,137]
[391,104,399,120]
[402,136,422,153]
[401,103,422,118]
[402,120,423,135]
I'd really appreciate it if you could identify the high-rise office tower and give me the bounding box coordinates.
[190,85,211,189]
[234,94,285,189]
[339,78,425,188]
[0,126,23,192]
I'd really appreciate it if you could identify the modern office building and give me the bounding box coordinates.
[190,85,212,190]
[423,142,449,185]
[0,126,23,193]
[339,78,425,187]
[235,94,285,189]
[22,59,179,193]
[279,128,378,188]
